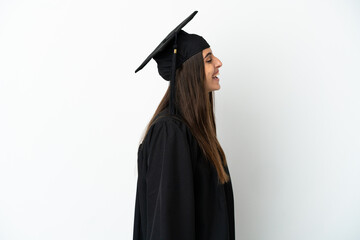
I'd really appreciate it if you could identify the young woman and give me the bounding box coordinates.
[133,11,235,240]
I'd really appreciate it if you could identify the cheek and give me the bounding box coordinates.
[204,64,215,82]
[207,72,213,82]
[205,66,213,77]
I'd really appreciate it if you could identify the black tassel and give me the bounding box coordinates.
[169,33,178,115]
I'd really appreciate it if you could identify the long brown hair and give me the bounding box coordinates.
[141,51,229,184]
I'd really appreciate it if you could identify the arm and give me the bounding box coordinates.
[146,120,196,240]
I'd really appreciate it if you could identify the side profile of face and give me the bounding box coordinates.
[202,48,223,92]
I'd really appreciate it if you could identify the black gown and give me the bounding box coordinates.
[133,110,235,240]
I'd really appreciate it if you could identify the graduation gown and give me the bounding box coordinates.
[133,110,235,240]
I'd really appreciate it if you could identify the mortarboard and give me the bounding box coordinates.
[135,11,210,115]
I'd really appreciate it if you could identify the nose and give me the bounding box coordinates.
[215,56,222,68]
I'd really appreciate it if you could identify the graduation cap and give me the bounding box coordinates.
[135,11,210,115]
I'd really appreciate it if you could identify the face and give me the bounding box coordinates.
[202,48,223,92]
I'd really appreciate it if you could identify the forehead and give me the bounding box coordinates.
[202,47,212,58]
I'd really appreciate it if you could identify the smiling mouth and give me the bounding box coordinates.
[212,72,219,80]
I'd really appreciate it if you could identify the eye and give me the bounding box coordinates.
[206,58,212,63]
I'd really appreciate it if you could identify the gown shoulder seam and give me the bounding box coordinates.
[151,115,188,132]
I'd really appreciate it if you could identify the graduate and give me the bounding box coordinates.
[133,11,235,240]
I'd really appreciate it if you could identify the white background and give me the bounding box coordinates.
[0,0,359,239]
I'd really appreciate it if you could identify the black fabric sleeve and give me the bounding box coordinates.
[146,120,196,240]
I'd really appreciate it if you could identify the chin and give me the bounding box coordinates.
[210,85,221,92]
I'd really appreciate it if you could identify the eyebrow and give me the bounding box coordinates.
[203,52,212,59]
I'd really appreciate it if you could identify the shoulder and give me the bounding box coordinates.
[140,113,201,172]
[144,114,195,147]
[153,115,188,132]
